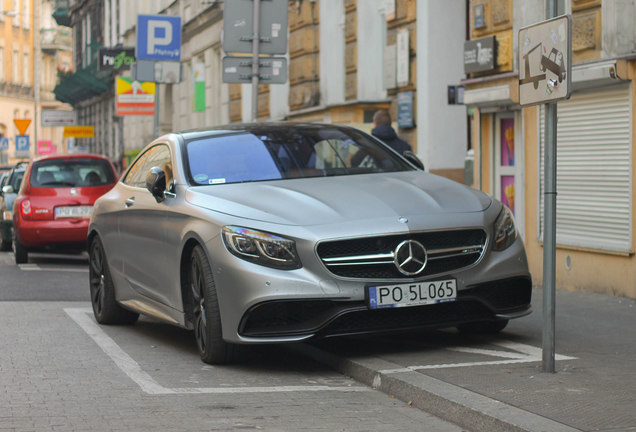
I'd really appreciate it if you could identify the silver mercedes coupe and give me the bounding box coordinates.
[88,123,532,364]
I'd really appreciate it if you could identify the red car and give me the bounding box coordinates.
[12,154,118,264]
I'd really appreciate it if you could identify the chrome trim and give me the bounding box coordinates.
[322,245,484,266]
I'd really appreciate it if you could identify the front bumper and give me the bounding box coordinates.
[209,231,532,344]
[239,276,532,339]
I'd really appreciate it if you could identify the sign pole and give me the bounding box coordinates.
[154,85,160,138]
[33,0,39,157]
[251,0,261,122]
[542,0,558,373]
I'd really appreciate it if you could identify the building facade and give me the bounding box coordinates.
[463,0,636,298]
[0,0,71,165]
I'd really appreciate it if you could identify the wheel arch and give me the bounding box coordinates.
[180,237,203,329]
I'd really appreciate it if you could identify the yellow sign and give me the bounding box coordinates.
[63,126,95,138]
[14,119,31,136]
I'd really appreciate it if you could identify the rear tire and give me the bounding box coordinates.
[457,319,509,334]
[189,245,240,365]
[89,236,139,325]
[13,237,28,264]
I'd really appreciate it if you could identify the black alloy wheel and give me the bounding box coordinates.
[89,236,139,325]
[190,245,239,364]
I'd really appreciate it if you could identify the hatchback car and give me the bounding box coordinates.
[88,123,532,365]
[12,154,118,263]
[0,164,26,251]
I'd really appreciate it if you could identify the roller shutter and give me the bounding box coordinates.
[539,84,632,253]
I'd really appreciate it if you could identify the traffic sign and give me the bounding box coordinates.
[0,137,8,151]
[16,135,29,153]
[222,56,287,84]
[223,0,288,54]
[137,15,182,61]
[14,119,31,136]
[41,110,75,127]
[519,15,572,106]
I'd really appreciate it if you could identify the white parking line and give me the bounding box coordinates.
[19,264,88,272]
[64,307,369,395]
[378,339,577,374]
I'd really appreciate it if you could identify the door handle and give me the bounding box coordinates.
[125,197,135,208]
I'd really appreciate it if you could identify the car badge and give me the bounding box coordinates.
[394,240,427,276]
[70,188,78,195]
[398,217,408,224]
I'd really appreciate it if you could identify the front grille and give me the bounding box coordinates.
[317,229,487,279]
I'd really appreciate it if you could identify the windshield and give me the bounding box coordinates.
[30,158,115,188]
[186,126,412,185]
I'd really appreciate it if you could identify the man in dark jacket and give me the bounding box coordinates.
[371,109,412,155]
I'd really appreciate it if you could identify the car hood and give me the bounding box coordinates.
[185,171,492,226]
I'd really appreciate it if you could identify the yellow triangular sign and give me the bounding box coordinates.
[14,119,31,136]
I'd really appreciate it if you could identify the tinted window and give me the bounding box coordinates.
[186,127,411,185]
[30,159,115,188]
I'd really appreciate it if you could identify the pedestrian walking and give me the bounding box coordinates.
[371,109,412,155]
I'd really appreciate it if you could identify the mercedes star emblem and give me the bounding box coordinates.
[394,240,427,276]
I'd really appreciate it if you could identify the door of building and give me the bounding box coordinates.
[493,112,524,237]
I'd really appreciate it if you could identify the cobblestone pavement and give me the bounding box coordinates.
[0,301,467,432]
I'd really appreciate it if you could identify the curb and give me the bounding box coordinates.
[293,343,582,432]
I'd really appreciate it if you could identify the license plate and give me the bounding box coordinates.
[367,279,457,309]
[55,205,93,218]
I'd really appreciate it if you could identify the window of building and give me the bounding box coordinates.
[12,49,19,83]
[23,52,29,85]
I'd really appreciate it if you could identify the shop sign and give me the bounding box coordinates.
[464,36,496,74]
[99,48,135,72]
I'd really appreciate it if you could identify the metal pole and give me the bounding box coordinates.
[33,0,39,156]
[154,84,160,138]
[251,0,261,122]
[542,0,558,373]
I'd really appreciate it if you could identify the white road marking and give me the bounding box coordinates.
[19,264,88,272]
[64,307,369,395]
[378,339,577,374]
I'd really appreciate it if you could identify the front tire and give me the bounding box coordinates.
[189,245,239,365]
[89,236,139,325]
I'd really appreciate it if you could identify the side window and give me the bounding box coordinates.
[123,145,172,188]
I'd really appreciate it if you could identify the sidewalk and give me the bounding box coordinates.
[295,287,636,432]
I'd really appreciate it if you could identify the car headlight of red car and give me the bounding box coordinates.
[493,206,517,251]
[222,226,302,270]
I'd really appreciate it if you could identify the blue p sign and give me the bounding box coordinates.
[137,15,181,61]
[16,135,29,152]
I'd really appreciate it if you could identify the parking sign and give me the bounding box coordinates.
[16,135,29,152]
[137,15,181,61]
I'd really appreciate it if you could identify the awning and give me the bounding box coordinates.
[53,67,112,105]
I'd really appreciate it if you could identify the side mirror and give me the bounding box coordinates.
[146,166,167,203]
[2,185,14,194]
[403,151,425,170]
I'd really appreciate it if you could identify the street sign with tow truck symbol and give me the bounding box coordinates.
[519,15,572,107]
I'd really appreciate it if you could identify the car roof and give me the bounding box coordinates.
[171,122,359,141]
[31,153,111,163]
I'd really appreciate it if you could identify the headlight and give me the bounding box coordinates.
[493,206,517,251]
[222,226,301,270]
